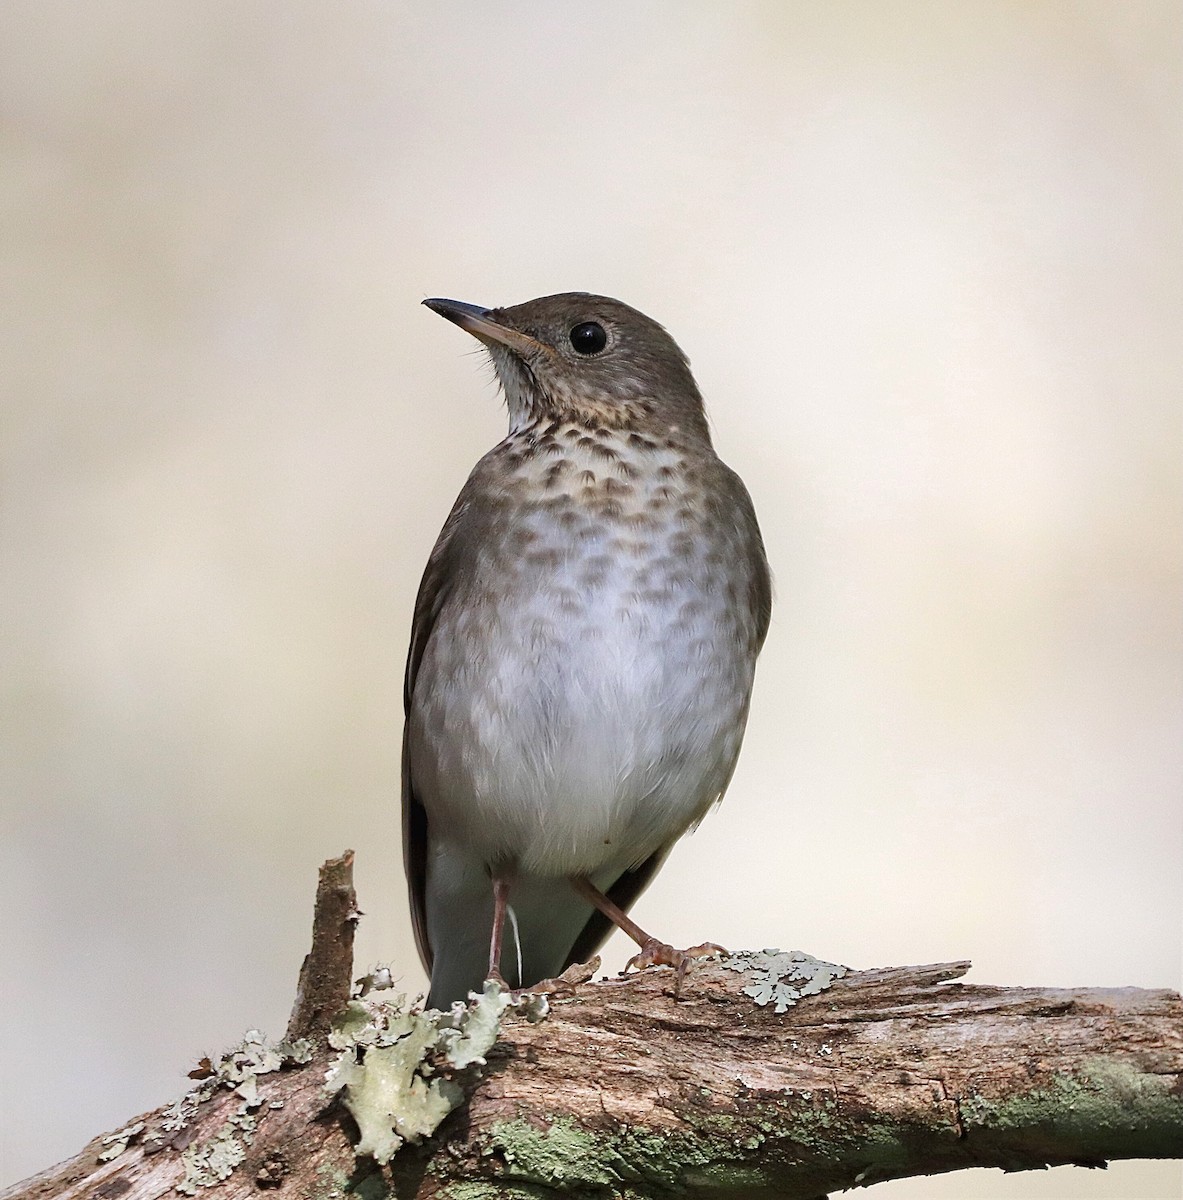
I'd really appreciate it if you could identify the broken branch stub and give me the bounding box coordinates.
[284,849,358,1042]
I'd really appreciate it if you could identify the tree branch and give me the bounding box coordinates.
[5,856,1180,1200]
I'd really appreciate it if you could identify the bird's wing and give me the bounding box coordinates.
[729,464,773,652]
[402,492,472,975]
[401,736,433,973]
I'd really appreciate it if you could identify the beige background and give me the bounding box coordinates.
[2,3,1180,1195]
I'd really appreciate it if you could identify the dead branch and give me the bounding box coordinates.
[285,850,358,1043]
[4,853,1180,1200]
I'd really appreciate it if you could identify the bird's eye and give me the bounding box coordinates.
[569,321,608,355]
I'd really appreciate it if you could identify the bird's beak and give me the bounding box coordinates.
[423,298,543,357]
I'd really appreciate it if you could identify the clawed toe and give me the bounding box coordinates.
[682,940,729,960]
[623,938,728,997]
[511,955,601,1000]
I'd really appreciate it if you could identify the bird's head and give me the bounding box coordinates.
[423,292,710,440]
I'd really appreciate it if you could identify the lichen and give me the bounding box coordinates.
[97,1120,144,1162]
[216,1028,315,1086]
[327,1023,461,1164]
[164,1028,314,1189]
[176,1105,258,1194]
[722,949,848,1012]
[325,980,548,1166]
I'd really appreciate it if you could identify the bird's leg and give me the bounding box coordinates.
[486,872,514,989]
[569,876,727,997]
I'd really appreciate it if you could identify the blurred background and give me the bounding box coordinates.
[1,2,1179,1195]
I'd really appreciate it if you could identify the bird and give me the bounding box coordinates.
[404,292,771,1008]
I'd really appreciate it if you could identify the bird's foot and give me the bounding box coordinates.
[624,939,728,997]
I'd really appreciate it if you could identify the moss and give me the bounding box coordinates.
[471,1077,981,1195]
[345,1168,395,1199]
[463,1081,965,1199]
[487,1117,620,1188]
[680,1163,772,1192]
[483,1112,783,1194]
[309,1161,391,1199]
[311,1163,352,1199]
[445,1183,555,1200]
[959,1056,1183,1149]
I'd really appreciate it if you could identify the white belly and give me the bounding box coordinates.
[408,442,758,877]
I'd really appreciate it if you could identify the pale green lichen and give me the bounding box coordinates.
[308,1159,392,1200]
[176,1106,257,1194]
[325,980,548,1166]
[441,983,519,1069]
[216,1028,315,1088]
[326,1022,462,1164]
[168,1028,315,1191]
[722,949,848,1012]
[97,1120,144,1162]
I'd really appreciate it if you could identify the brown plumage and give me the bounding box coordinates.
[405,293,770,1006]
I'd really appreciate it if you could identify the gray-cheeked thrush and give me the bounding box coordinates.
[405,293,771,1007]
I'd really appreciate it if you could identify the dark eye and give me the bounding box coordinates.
[569,321,608,355]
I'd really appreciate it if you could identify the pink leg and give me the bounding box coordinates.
[487,874,513,987]
[569,876,727,997]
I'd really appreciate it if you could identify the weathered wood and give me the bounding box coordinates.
[285,849,358,1043]
[4,858,1180,1200]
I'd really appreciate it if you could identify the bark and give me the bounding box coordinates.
[4,854,1180,1200]
[284,850,359,1043]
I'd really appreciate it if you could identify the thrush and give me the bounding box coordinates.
[405,293,771,1007]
